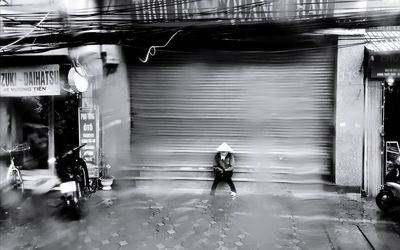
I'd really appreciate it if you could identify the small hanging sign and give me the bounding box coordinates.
[78,107,100,178]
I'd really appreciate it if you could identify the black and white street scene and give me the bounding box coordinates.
[1,1,400,249]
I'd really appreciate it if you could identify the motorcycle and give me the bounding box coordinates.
[376,159,400,213]
[48,144,91,219]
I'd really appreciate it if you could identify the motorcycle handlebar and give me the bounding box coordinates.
[74,144,87,152]
[61,144,87,158]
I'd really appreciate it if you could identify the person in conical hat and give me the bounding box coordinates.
[210,142,237,197]
[216,142,233,152]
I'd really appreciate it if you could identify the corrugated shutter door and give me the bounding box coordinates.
[127,48,335,182]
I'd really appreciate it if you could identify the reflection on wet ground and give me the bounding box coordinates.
[1,187,400,250]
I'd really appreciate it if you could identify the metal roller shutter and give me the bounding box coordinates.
[126,47,336,188]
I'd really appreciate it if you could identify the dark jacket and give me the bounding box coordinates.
[213,152,235,173]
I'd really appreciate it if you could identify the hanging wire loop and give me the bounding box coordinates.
[139,30,182,63]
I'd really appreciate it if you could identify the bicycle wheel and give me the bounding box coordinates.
[10,168,24,194]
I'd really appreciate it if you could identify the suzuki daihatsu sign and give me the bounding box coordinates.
[0,64,60,97]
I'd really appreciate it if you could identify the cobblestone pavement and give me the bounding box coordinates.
[1,186,400,250]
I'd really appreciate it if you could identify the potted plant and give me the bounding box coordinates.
[99,153,114,190]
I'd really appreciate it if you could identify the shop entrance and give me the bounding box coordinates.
[127,46,336,189]
[384,77,400,176]
[4,94,80,170]
[54,95,80,157]
[16,97,49,170]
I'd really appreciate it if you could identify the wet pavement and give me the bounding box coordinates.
[1,186,400,250]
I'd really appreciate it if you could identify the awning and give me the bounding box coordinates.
[364,28,400,79]
[365,28,400,53]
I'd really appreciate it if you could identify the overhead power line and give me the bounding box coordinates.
[0,0,399,54]
[0,11,50,52]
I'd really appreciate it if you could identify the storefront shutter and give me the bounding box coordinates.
[126,47,336,189]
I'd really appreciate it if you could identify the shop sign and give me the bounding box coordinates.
[0,65,60,97]
[370,54,400,78]
[79,107,99,178]
[130,0,334,22]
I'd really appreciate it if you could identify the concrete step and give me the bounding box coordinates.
[129,170,327,182]
[19,170,59,191]
[137,170,257,178]
[115,176,333,192]
[116,164,329,174]
[115,166,330,182]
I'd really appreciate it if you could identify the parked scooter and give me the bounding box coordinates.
[376,155,400,213]
[48,144,91,219]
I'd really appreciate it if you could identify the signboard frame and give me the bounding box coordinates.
[0,64,61,97]
[78,106,100,178]
[370,54,400,79]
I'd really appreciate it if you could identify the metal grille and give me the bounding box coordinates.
[127,48,336,183]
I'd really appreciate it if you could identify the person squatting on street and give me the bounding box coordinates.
[210,142,237,197]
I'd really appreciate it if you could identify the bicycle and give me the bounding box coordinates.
[0,144,30,194]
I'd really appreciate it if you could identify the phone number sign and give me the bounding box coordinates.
[79,108,99,178]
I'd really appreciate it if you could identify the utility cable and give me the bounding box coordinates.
[0,11,50,52]
[139,30,182,63]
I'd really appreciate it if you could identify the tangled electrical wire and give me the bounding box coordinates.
[0,0,399,55]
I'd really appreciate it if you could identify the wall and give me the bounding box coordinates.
[69,44,131,174]
[97,46,131,173]
[364,79,382,196]
[335,36,365,187]
[0,99,10,146]
[0,99,10,183]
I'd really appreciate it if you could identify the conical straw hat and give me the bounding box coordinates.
[216,142,234,152]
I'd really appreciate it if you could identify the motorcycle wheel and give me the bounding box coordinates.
[70,183,82,220]
[76,159,90,196]
[376,190,394,212]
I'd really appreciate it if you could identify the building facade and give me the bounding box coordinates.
[1,0,400,195]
